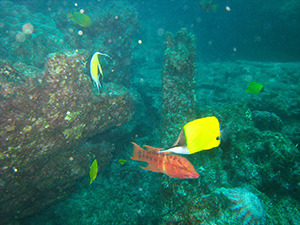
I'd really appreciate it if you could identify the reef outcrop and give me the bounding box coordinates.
[0,51,134,222]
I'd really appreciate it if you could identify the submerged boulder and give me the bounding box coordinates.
[0,51,134,222]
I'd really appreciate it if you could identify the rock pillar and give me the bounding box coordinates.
[161,28,196,147]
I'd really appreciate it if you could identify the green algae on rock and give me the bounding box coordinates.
[0,50,134,222]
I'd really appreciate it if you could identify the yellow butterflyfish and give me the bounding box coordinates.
[89,159,98,184]
[90,52,112,90]
[67,11,91,27]
[158,116,222,154]
[245,82,264,95]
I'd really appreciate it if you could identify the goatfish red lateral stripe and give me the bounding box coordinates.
[131,142,199,179]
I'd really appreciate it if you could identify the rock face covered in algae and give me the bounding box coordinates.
[0,51,134,221]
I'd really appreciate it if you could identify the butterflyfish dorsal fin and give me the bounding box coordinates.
[173,129,186,147]
[158,129,186,154]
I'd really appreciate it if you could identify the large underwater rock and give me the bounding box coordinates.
[0,51,134,222]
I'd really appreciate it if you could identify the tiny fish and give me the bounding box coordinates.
[89,159,98,184]
[116,159,127,165]
[68,11,91,27]
[246,82,264,95]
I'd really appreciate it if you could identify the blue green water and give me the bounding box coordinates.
[1,0,300,224]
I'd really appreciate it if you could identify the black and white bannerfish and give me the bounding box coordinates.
[90,52,112,90]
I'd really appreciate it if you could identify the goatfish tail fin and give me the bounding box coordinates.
[131,142,148,162]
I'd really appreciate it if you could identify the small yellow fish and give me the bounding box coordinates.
[89,159,98,184]
[90,52,112,90]
[68,11,91,27]
[246,82,264,94]
[117,159,127,165]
